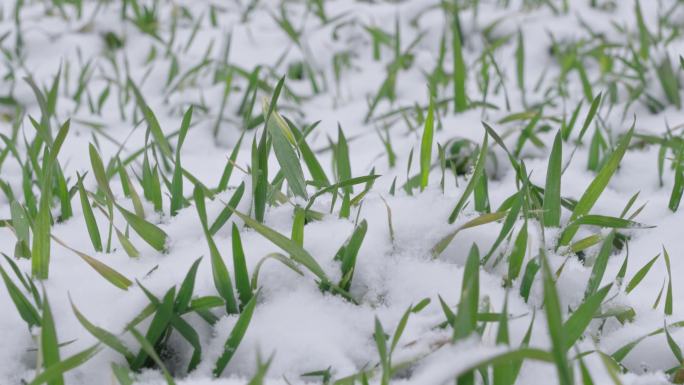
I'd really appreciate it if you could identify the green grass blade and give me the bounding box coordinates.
[266,107,308,199]
[70,298,134,361]
[213,294,257,377]
[448,133,488,223]
[52,235,132,290]
[419,97,434,190]
[563,284,612,349]
[170,107,193,216]
[130,328,176,385]
[560,124,634,245]
[209,182,245,236]
[77,174,102,252]
[626,254,659,293]
[543,131,562,227]
[230,208,328,282]
[453,244,479,341]
[194,185,238,314]
[585,232,615,298]
[540,251,573,385]
[40,291,64,385]
[28,345,100,385]
[115,203,168,252]
[0,263,41,327]
[232,223,253,309]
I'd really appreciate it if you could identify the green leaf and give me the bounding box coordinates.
[336,125,353,194]
[115,203,168,252]
[338,220,367,291]
[232,223,252,309]
[141,104,173,161]
[507,221,528,283]
[77,174,102,252]
[419,97,434,190]
[266,107,308,199]
[291,206,305,247]
[115,228,140,258]
[448,133,488,223]
[543,131,562,227]
[453,244,479,341]
[541,251,573,385]
[194,185,238,314]
[175,258,202,313]
[663,247,673,315]
[70,298,134,361]
[493,298,513,385]
[585,232,615,298]
[170,107,193,216]
[626,254,659,293]
[560,125,634,245]
[578,93,602,142]
[28,345,100,385]
[52,235,132,290]
[432,211,506,258]
[563,284,612,349]
[40,291,64,385]
[214,294,258,377]
[88,144,113,198]
[209,182,245,236]
[305,175,380,211]
[251,252,304,291]
[230,208,328,282]
[373,317,390,385]
[452,3,467,112]
[131,286,175,371]
[565,215,652,231]
[0,263,41,328]
[289,120,329,186]
[10,201,31,259]
[217,133,244,192]
[130,328,176,385]
[484,194,521,263]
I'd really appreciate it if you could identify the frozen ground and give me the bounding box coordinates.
[1,0,684,384]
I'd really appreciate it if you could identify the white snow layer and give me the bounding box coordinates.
[0,0,683,384]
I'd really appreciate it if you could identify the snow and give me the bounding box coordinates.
[1,0,684,384]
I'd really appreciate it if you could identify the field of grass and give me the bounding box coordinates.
[2,0,684,384]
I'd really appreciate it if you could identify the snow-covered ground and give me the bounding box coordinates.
[1,0,684,384]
